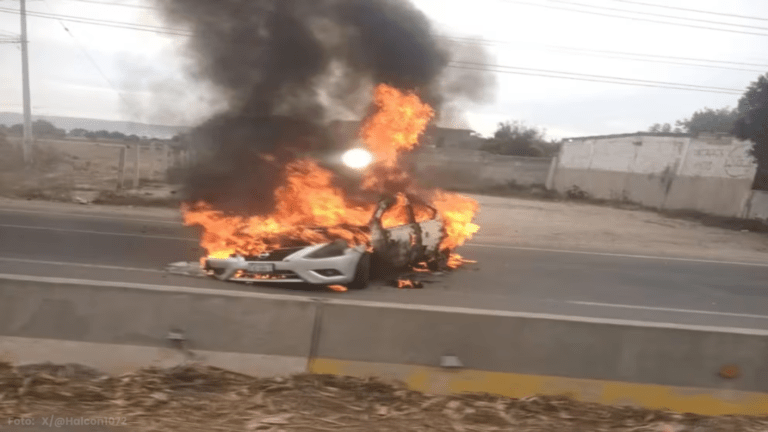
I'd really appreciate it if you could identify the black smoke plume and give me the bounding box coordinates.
[155,0,491,215]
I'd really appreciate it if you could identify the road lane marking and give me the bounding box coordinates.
[1,273,767,335]
[568,301,768,320]
[0,257,164,273]
[0,206,182,224]
[0,223,197,242]
[1,218,766,269]
[467,243,768,268]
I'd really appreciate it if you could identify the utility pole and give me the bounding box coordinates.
[20,0,33,164]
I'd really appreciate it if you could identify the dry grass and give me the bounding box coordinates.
[0,137,172,201]
[1,363,766,432]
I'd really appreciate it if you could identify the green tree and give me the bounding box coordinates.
[31,119,66,138]
[5,120,65,138]
[68,128,89,137]
[6,124,23,136]
[732,73,768,190]
[648,123,678,133]
[482,121,548,157]
[676,107,739,135]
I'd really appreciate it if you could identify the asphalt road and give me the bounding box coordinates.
[1,204,768,329]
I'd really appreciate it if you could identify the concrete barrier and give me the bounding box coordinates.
[412,149,553,190]
[311,301,768,415]
[0,274,767,415]
[0,274,316,377]
[745,190,768,221]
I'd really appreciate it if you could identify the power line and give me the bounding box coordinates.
[611,0,768,22]
[500,0,768,37]
[41,0,135,108]
[448,64,742,95]
[447,36,768,73]
[544,0,768,31]
[0,6,190,36]
[64,0,156,9]
[0,0,758,97]
[451,61,745,93]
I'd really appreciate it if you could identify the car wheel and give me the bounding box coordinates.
[211,268,230,281]
[347,253,371,290]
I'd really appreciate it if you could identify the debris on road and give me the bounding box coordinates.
[394,279,424,289]
[0,362,765,432]
[165,261,207,277]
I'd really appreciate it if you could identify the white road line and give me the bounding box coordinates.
[0,257,164,273]
[0,207,181,225]
[467,243,768,268]
[0,216,765,269]
[568,301,768,320]
[0,223,196,242]
[1,272,767,335]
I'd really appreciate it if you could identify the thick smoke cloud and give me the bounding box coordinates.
[155,0,491,215]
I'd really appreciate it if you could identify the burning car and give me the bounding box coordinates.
[183,85,480,291]
[203,194,446,289]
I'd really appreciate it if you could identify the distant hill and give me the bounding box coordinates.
[0,112,189,140]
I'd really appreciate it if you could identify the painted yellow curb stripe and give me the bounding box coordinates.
[310,358,768,416]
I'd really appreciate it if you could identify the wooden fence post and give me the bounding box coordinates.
[117,146,127,191]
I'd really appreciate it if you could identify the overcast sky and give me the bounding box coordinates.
[1,0,767,139]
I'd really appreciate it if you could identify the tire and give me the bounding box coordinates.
[427,250,450,272]
[211,267,231,281]
[347,253,371,290]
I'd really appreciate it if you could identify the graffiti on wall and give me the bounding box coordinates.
[683,142,755,179]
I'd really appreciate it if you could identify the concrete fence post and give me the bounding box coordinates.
[162,144,170,178]
[132,143,141,189]
[150,141,157,181]
[117,146,127,191]
[545,155,559,191]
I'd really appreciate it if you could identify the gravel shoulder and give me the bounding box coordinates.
[468,194,768,263]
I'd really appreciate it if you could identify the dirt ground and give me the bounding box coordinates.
[468,194,768,263]
[1,363,765,432]
[0,137,170,202]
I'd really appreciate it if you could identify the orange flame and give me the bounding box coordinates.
[431,191,480,251]
[183,159,372,257]
[446,253,477,269]
[361,84,434,167]
[397,279,422,289]
[183,83,479,270]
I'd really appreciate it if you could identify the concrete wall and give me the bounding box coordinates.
[0,276,315,377]
[315,302,768,394]
[329,120,483,150]
[2,274,768,415]
[552,134,758,217]
[413,148,552,190]
[746,190,768,220]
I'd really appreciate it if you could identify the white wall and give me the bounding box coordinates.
[681,139,756,180]
[746,191,768,221]
[558,135,756,180]
[553,134,758,217]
